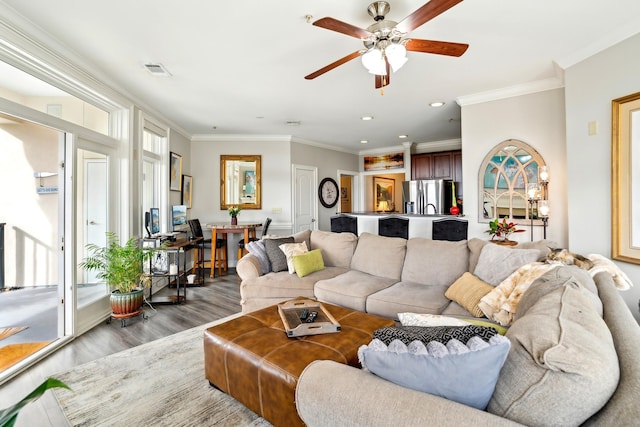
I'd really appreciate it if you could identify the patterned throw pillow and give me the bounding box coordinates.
[246,240,271,274]
[263,237,294,273]
[373,325,498,346]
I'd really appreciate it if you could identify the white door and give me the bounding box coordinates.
[84,159,107,283]
[293,165,317,232]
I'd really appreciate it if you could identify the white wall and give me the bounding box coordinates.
[189,138,291,265]
[461,89,568,245]
[565,33,640,321]
[291,142,359,231]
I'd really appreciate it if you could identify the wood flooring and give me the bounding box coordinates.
[0,270,242,427]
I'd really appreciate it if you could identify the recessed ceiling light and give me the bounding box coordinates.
[286,120,301,126]
[360,140,368,144]
[361,116,374,121]
[399,135,408,139]
[429,101,445,107]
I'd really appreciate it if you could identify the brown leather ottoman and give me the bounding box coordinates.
[203,299,395,426]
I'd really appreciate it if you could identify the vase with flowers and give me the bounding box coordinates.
[487,216,524,243]
[228,205,242,225]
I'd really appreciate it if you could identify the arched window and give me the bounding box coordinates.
[479,139,546,223]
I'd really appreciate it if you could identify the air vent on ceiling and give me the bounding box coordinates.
[144,63,171,77]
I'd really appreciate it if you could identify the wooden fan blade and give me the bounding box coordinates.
[396,0,463,34]
[305,51,361,80]
[374,59,391,89]
[313,17,372,39]
[406,39,469,57]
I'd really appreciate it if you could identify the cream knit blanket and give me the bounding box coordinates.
[478,254,633,327]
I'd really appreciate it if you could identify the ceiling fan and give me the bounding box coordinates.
[304,0,468,89]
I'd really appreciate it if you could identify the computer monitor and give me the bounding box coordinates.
[171,205,188,232]
[150,208,160,235]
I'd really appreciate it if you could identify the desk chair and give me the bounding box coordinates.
[378,216,409,240]
[432,217,468,241]
[237,218,272,260]
[188,219,227,277]
[330,214,358,234]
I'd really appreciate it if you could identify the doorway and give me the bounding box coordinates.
[0,116,64,376]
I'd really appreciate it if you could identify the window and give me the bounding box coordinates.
[142,119,167,235]
[479,139,546,222]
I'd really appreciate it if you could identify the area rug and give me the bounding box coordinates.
[53,314,273,426]
[0,341,52,371]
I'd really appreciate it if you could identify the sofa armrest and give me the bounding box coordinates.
[236,254,262,280]
[296,360,524,427]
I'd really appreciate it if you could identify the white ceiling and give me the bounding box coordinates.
[1,0,639,152]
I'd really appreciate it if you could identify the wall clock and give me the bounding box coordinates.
[318,177,339,208]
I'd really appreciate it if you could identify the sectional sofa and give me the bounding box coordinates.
[235,229,640,426]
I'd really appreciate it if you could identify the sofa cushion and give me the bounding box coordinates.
[309,230,357,268]
[473,243,540,286]
[314,270,397,313]
[358,335,511,410]
[293,249,325,278]
[373,325,499,345]
[401,238,469,286]
[445,272,494,317]
[240,266,348,299]
[350,233,407,280]
[264,237,295,272]
[279,241,308,274]
[365,282,450,319]
[487,275,619,426]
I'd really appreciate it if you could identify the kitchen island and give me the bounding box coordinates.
[344,212,466,239]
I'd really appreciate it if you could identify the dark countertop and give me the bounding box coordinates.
[346,212,454,218]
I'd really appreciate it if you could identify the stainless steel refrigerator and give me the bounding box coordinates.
[402,179,454,215]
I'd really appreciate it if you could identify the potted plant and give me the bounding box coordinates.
[80,232,155,316]
[487,216,525,242]
[228,205,242,225]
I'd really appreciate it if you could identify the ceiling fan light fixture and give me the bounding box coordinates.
[385,43,407,72]
[361,48,387,75]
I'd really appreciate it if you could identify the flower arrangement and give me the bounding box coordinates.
[228,205,242,217]
[487,216,525,241]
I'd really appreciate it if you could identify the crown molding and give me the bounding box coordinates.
[413,139,462,153]
[191,134,292,143]
[456,77,564,107]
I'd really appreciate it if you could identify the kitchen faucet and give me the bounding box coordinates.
[427,203,437,214]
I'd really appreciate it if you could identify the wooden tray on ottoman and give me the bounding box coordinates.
[278,299,341,337]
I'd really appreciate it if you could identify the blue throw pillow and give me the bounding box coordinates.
[358,335,511,410]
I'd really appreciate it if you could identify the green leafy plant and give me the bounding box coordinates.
[487,216,525,240]
[0,378,69,427]
[80,232,156,293]
[228,205,242,217]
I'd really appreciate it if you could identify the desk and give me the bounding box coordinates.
[145,237,203,304]
[207,223,262,277]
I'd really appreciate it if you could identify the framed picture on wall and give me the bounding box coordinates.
[374,176,394,212]
[170,152,182,191]
[182,174,193,208]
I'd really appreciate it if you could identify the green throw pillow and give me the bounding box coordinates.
[293,249,324,277]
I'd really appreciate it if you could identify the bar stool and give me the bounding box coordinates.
[237,218,272,260]
[214,235,228,277]
[188,219,212,274]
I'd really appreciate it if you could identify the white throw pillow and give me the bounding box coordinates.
[279,242,308,274]
[398,312,472,327]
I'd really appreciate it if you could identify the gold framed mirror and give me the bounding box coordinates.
[612,91,640,264]
[220,155,261,210]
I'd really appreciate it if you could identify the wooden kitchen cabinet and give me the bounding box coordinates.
[411,149,463,199]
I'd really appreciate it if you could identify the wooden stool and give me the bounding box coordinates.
[212,236,228,277]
